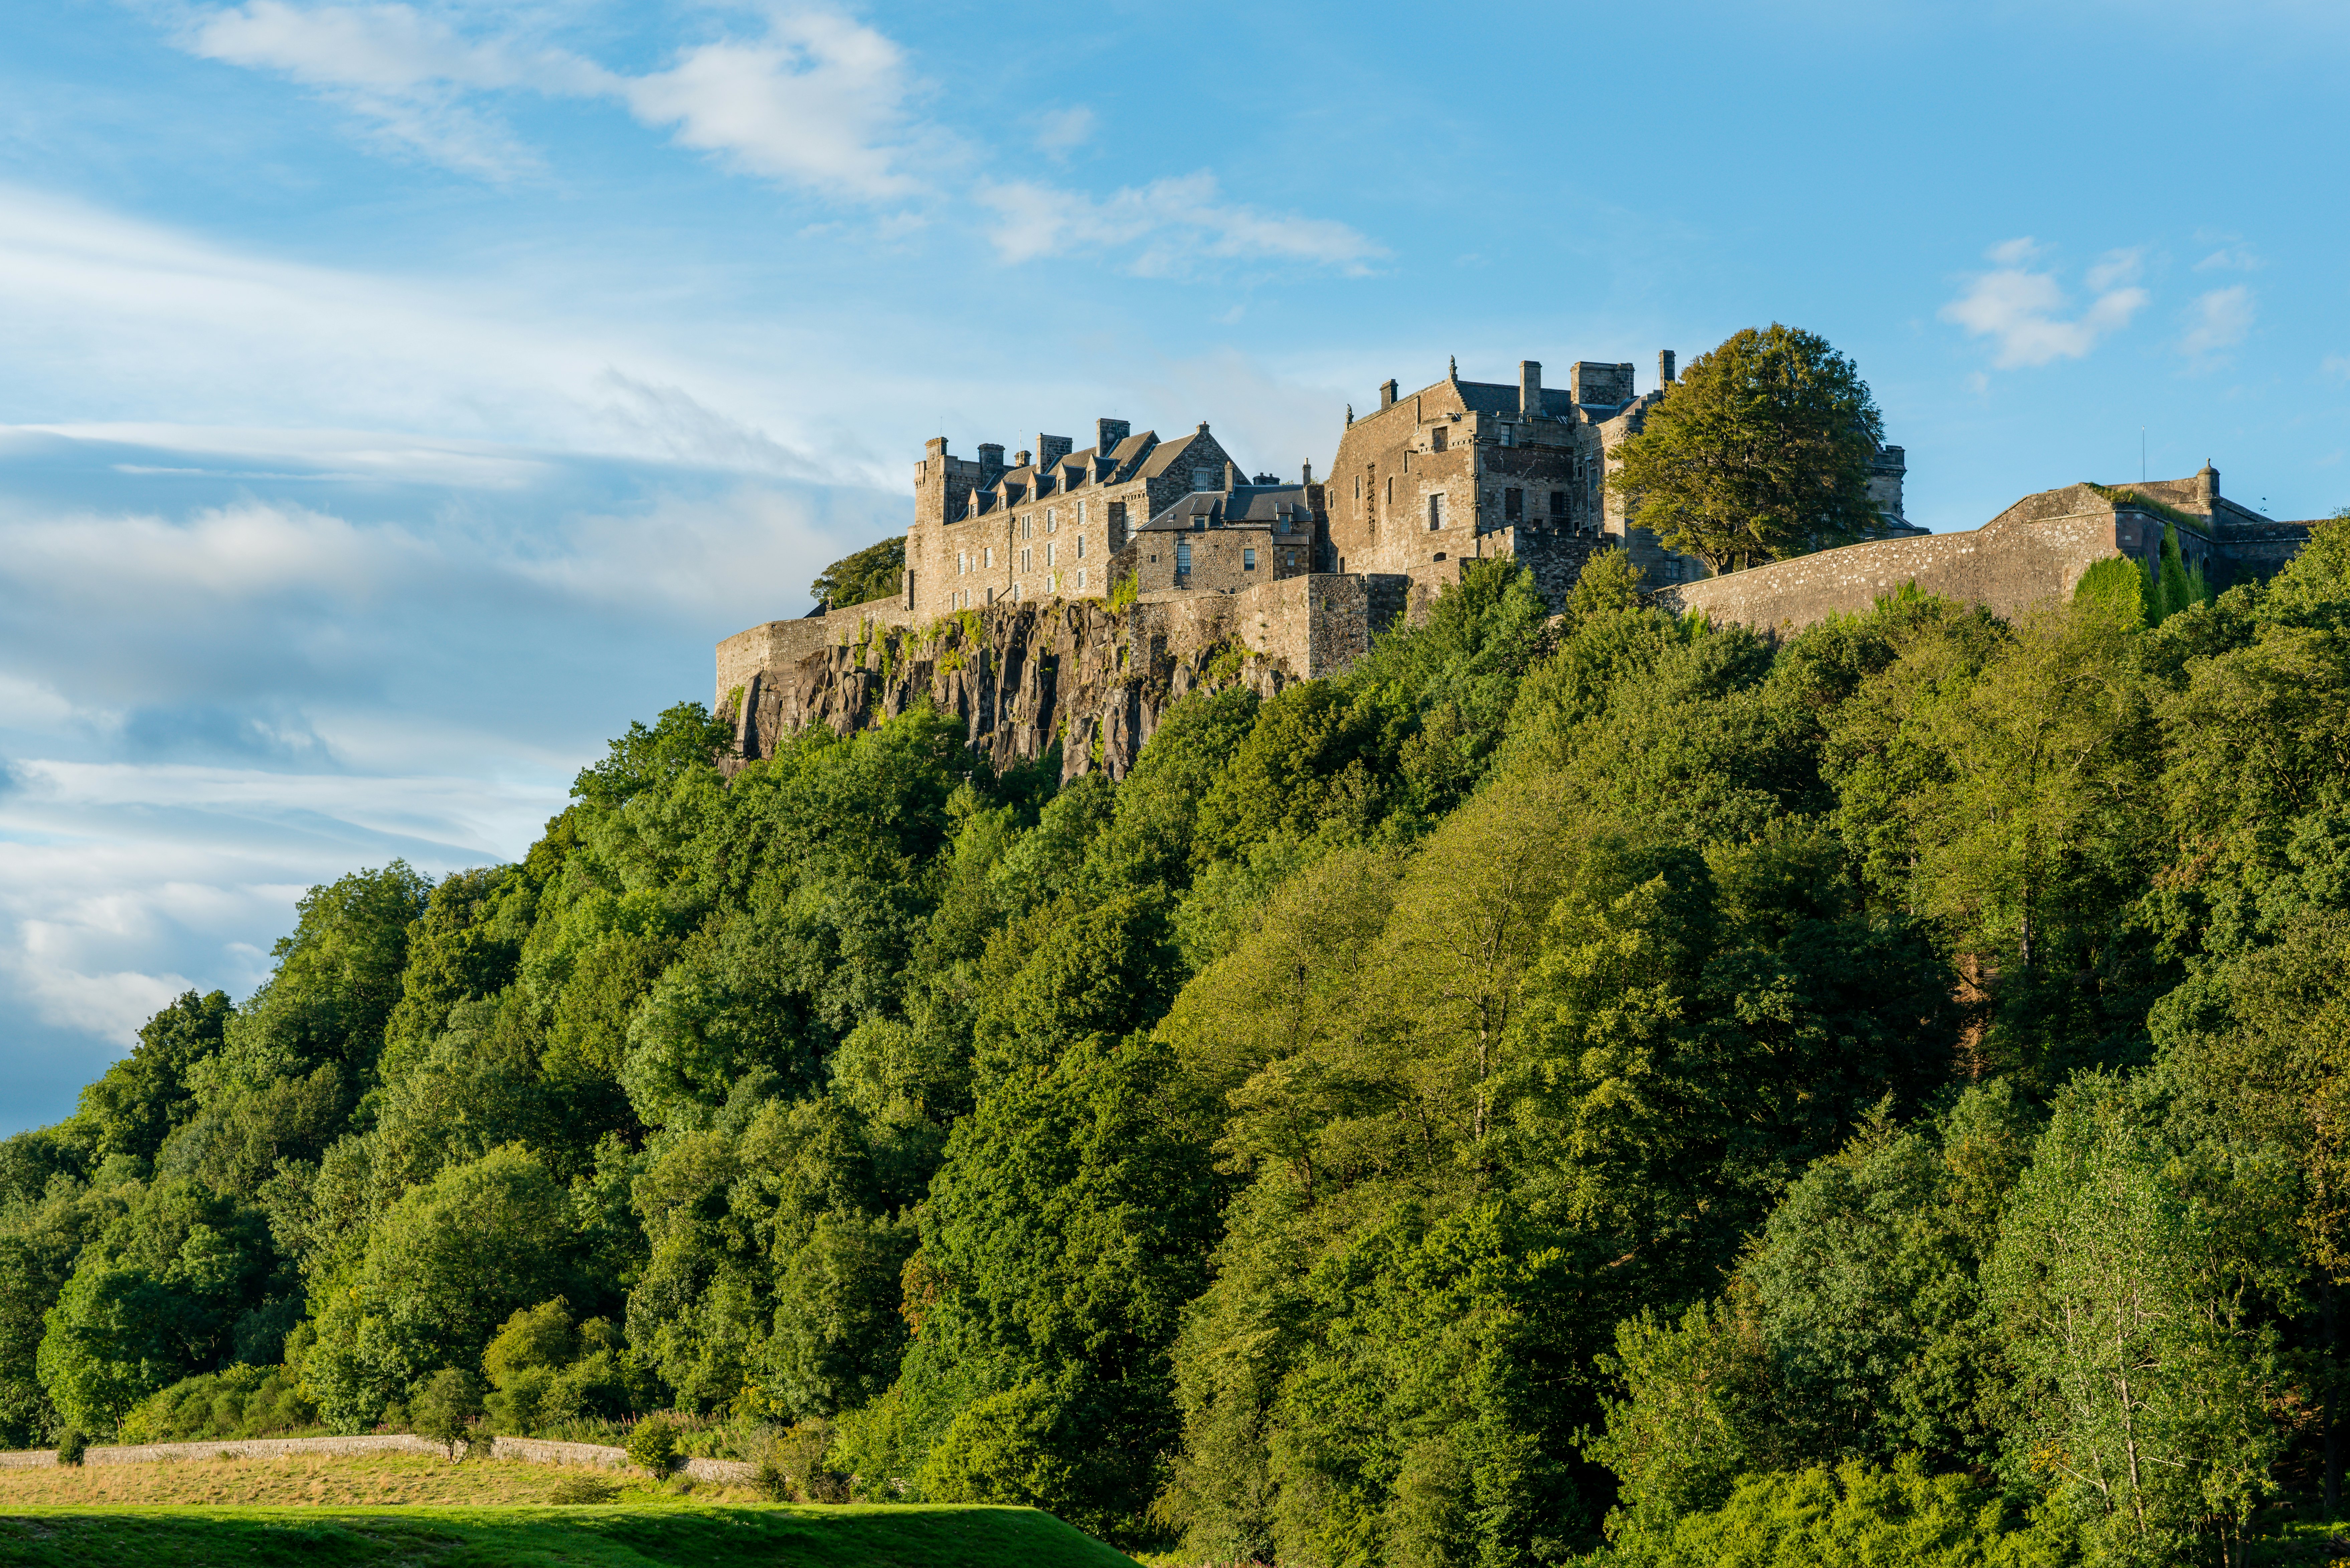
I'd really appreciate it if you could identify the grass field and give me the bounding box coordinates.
[0,1454,1138,1567]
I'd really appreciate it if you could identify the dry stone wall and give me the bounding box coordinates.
[0,1431,754,1483]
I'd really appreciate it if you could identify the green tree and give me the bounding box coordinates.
[809,536,906,612]
[1608,324,1887,571]
[1986,1076,2292,1563]
[34,1180,280,1434]
[412,1366,483,1459]
[304,1146,578,1428]
[75,991,230,1164]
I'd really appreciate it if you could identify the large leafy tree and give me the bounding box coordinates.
[809,537,906,612]
[1609,324,1887,571]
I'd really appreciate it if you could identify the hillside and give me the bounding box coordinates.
[6,527,2350,1564]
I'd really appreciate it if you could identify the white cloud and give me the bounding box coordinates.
[979,172,1384,276]
[2182,285,2255,360]
[1034,106,1097,158]
[2324,354,2350,382]
[2196,244,2262,271]
[620,13,930,202]
[1940,239,2150,369]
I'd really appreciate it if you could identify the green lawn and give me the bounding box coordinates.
[0,1500,1138,1568]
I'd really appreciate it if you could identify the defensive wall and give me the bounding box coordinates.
[0,1430,755,1482]
[1653,478,2319,633]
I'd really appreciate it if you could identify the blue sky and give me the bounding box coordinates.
[3,0,2347,1130]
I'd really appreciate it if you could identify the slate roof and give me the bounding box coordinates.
[1141,484,1317,533]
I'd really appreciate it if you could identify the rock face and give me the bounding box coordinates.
[727,596,1322,782]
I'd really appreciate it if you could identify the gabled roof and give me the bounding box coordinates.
[1140,483,1315,533]
[1137,429,1216,480]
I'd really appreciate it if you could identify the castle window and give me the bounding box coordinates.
[1244,548,1257,571]
[1075,533,1086,559]
[1022,515,1033,540]
[1500,425,1513,447]
[1431,425,1447,453]
[1550,491,1567,517]
[958,551,967,574]
[1078,568,1087,590]
[1021,548,1032,572]
[1078,501,1087,525]
[1046,508,1056,532]
[1429,493,1445,531]
[983,547,993,568]
[1505,488,1523,521]
[1176,541,1192,574]
[1045,542,1055,567]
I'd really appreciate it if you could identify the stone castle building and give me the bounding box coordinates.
[1324,354,1917,600]
[720,353,2320,778]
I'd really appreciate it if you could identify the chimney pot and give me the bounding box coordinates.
[1379,379,1398,410]
[1015,449,1030,468]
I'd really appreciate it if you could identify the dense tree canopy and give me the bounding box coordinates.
[10,528,2350,1562]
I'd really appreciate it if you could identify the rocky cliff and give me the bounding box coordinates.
[725,597,1300,782]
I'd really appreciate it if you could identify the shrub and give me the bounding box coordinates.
[55,1428,86,1466]
[118,1365,318,1445]
[761,1418,850,1503]
[626,1413,680,1477]
[413,1368,484,1461]
[548,1472,620,1504]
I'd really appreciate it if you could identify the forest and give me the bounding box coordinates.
[5,516,2349,1567]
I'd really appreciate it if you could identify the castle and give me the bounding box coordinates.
[897,352,1912,622]
[717,352,2322,774]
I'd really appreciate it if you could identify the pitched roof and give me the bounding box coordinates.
[1140,483,1315,533]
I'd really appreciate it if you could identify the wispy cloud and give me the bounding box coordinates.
[979,172,1384,276]
[2182,284,2255,362]
[1033,105,1096,159]
[1940,239,2150,369]
[174,5,1375,279]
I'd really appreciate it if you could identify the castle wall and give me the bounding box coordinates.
[1652,512,2129,631]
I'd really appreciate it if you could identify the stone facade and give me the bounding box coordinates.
[1322,353,1915,599]
[1655,467,2318,633]
[1120,482,1325,595]
[907,419,1263,615]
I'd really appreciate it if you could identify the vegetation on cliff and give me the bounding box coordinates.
[9,521,2350,1564]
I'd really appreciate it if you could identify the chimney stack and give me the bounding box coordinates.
[1096,418,1130,453]
[1302,460,1313,484]
[1659,349,1676,388]
[977,442,1005,474]
[1379,379,1398,411]
[1036,434,1073,468]
[1519,360,1542,418]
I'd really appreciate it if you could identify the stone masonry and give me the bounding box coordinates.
[1655,467,2318,633]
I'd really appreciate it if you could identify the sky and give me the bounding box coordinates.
[4,0,2348,1132]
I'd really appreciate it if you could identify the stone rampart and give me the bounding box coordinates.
[1652,513,2128,632]
[0,1431,755,1483]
